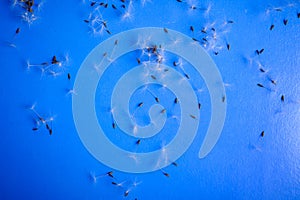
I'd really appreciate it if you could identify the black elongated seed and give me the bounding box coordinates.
[190,114,196,119]
[174,98,178,104]
[107,171,114,178]
[15,27,20,34]
[256,49,264,55]
[270,79,276,85]
[259,49,264,54]
[184,73,190,79]
[226,43,230,50]
[281,95,285,102]
[162,171,170,177]
[190,26,194,32]
[257,83,264,88]
[259,68,266,73]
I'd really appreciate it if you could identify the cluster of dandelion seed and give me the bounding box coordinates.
[89,170,143,198]
[84,0,135,36]
[26,54,70,78]
[12,0,44,25]
[195,20,233,55]
[28,103,55,135]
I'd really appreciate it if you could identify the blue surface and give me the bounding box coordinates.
[0,0,300,199]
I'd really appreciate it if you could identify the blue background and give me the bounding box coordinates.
[0,0,299,199]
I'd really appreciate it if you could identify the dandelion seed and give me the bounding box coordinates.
[222,96,226,102]
[190,114,196,119]
[190,25,194,32]
[151,75,157,80]
[281,95,285,102]
[257,83,264,88]
[259,49,264,54]
[112,122,116,129]
[66,89,77,96]
[226,43,230,50]
[124,190,130,197]
[201,27,207,34]
[160,169,170,177]
[259,68,266,73]
[15,27,20,34]
[174,98,179,104]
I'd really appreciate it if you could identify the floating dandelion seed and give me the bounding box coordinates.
[66,88,77,96]
[122,0,134,21]
[111,180,127,187]
[133,125,138,136]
